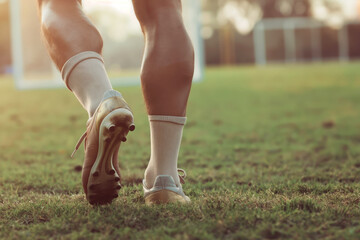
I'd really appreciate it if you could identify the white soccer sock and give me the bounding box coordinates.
[61,51,113,117]
[145,115,187,188]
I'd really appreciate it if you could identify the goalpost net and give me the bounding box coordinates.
[9,0,204,90]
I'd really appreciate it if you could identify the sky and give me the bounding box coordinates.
[343,0,359,18]
[83,0,141,37]
[83,0,134,14]
[311,0,359,28]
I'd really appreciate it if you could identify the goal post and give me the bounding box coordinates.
[253,17,351,65]
[9,0,204,90]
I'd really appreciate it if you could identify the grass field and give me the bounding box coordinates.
[1,63,360,239]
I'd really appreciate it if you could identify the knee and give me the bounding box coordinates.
[133,0,183,33]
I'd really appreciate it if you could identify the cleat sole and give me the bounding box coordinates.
[86,108,134,205]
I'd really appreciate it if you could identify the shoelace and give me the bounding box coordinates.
[178,168,187,184]
[70,93,127,159]
[71,131,87,158]
[71,117,94,158]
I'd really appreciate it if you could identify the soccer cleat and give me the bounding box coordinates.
[143,169,190,205]
[71,90,135,205]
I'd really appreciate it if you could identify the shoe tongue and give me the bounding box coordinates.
[103,89,122,101]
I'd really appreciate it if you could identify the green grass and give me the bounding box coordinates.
[1,62,360,239]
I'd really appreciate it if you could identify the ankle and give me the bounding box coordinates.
[87,100,101,118]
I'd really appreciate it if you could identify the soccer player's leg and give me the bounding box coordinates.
[38,0,135,205]
[132,0,194,204]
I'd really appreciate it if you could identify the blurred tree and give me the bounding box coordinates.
[0,0,11,73]
[201,0,312,65]
[312,0,346,28]
[256,0,311,18]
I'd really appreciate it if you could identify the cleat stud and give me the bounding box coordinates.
[93,172,99,177]
[89,201,95,205]
[116,185,122,190]
[113,194,119,199]
[105,138,111,143]
[129,124,135,131]
[122,137,127,142]
[109,169,115,175]
[114,177,120,182]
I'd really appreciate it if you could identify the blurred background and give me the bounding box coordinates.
[1,0,360,78]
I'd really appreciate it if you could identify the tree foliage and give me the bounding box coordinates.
[0,1,11,71]
[256,0,311,18]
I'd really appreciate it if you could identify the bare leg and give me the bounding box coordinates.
[38,0,131,205]
[133,0,194,188]
[38,0,102,68]
[132,0,194,116]
[38,0,112,116]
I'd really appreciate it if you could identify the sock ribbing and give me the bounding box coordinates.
[60,51,112,117]
[61,51,104,91]
[148,115,187,125]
